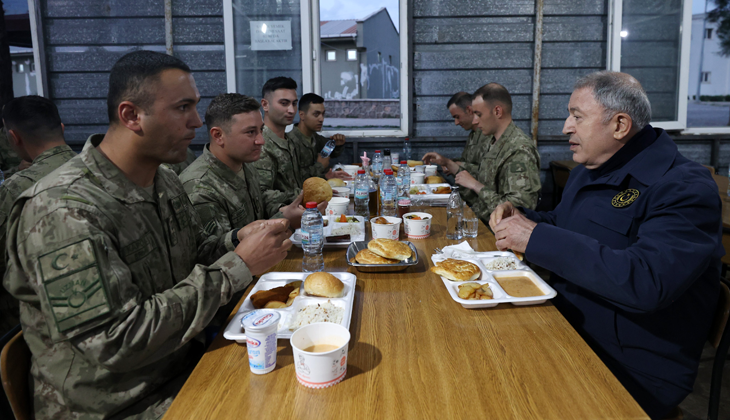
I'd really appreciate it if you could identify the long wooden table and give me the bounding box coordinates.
[165,208,647,419]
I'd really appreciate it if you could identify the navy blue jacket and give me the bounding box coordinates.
[523,126,723,415]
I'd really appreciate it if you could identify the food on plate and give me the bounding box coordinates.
[513,251,524,261]
[336,214,359,223]
[409,186,427,195]
[290,301,344,330]
[355,249,400,264]
[327,178,346,188]
[483,257,518,271]
[407,160,423,167]
[264,301,288,309]
[430,258,481,282]
[367,238,412,261]
[432,186,452,194]
[323,219,329,227]
[405,214,429,220]
[426,176,445,184]
[457,282,494,300]
[251,281,301,309]
[325,234,351,243]
[373,217,391,224]
[303,177,332,204]
[496,276,545,297]
[331,224,362,237]
[304,272,345,298]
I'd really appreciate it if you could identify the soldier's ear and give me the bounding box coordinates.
[6,128,21,147]
[118,101,142,133]
[261,98,269,113]
[613,113,633,141]
[494,105,503,119]
[210,127,225,146]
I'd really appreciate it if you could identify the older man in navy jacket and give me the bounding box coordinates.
[490,71,723,419]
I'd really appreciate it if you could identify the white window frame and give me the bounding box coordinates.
[225,0,410,137]
[27,0,47,96]
[607,0,692,131]
[326,50,337,61]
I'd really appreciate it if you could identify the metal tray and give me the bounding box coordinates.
[346,240,419,272]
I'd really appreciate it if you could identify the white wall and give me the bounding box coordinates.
[689,13,730,98]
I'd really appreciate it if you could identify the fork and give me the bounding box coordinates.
[433,247,443,254]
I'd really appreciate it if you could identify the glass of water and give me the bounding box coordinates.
[463,206,479,238]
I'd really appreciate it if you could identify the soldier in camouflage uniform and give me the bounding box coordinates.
[0,96,77,338]
[0,126,25,178]
[3,51,291,419]
[288,93,349,180]
[424,83,541,221]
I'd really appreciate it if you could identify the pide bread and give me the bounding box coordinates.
[355,249,399,264]
[367,238,412,261]
[430,259,481,282]
[303,177,332,204]
[407,160,423,167]
[327,178,346,188]
[426,175,445,184]
[304,272,344,298]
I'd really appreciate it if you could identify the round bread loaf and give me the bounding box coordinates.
[367,238,412,261]
[304,272,344,298]
[426,175,444,184]
[327,178,346,187]
[303,177,333,204]
[355,249,399,264]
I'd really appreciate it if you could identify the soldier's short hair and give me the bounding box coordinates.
[205,93,261,134]
[2,95,63,142]
[107,50,191,124]
[472,83,513,115]
[446,92,472,111]
[574,71,652,129]
[299,93,324,114]
[261,77,298,100]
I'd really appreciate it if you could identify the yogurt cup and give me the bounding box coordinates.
[332,187,350,198]
[370,216,401,240]
[326,197,350,217]
[341,165,360,178]
[411,172,425,185]
[291,322,351,389]
[241,310,281,375]
[403,212,433,239]
[424,165,438,177]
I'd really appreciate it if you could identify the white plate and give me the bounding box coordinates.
[290,215,366,248]
[430,253,557,308]
[222,272,357,342]
[408,183,452,203]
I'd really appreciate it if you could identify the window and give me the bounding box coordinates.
[705,28,713,39]
[347,49,357,61]
[327,50,336,61]
[701,71,711,83]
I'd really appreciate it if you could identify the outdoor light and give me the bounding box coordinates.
[262,23,267,33]
[620,30,628,38]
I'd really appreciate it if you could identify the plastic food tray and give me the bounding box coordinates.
[430,252,557,308]
[222,271,356,342]
[346,240,419,272]
[409,183,452,204]
[290,215,366,248]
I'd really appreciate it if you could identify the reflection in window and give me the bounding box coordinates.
[347,49,357,61]
[327,50,336,61]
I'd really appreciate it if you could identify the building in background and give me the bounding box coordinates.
[4,0,35,96]
[10,46,37,96]
[688,12,730,127]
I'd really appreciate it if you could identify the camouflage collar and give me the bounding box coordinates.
[32,144,74,164]
[489,121,517,156]
[202,144,248,190]
[81,144,159,204]
[263,125,292,151]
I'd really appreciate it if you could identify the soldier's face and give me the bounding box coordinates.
[563,88,625,170]
[448,104,473,131]
[222,111,265,163]
[139,69,202,164]
[471,97,499,135]
[299,103,325,132]
[263,89,298,127]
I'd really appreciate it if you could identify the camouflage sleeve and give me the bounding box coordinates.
[254,150,296,217]
[182,180,232,239]
[457,162,479,175]
[4,201,251,370]
[472,149,541,220]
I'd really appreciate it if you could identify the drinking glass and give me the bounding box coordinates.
[463,206,479,238]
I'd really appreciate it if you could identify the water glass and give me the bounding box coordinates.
[463,207,479,238]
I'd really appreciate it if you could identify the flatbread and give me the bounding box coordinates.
[367,238,412,261]
[356,249,400,264]
[430,258,481,282]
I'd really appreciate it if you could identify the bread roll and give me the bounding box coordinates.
[304,272,345,298]
[430,259,481,282]
[327,178,346,188]
[407,160,423,167]
[355,249,399,264]
[303,177,332,204]
[426,176,444,184]
[367,238,412,261]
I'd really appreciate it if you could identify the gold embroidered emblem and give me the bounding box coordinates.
[612,189,640,208]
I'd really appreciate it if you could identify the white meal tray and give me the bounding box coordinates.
[430,252,557,308]
[222,272,357,342]
[290,215,366,248]
[409,183,452,203]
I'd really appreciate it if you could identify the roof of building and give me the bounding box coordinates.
[320,19,357,38]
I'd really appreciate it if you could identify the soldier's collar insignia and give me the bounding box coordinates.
[612,189,640,208]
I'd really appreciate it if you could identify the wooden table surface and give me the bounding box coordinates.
[711,174,730,228]
[165,208,647,419]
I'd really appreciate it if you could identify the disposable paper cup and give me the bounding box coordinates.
[391,153,400,164]
[326,197,350,217]
[402,212,433,239]
[411,172,425,185]
[290,322,351,389]
[332,187,350,198]
[370,216,401,240]
[241,310,281,375]
[424,165,438,177]
[342,165,359,178]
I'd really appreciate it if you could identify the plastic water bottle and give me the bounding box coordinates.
[446,186,463,240]
[382,149,392,171]
[320,138,336,158]
[354,169,370,217]
[372,150,383,181]
[396,161,410,200]
[402,137,411,161]
[301,202,324,272]
[379,169,397,216]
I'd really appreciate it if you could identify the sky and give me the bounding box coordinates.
[320,0,399,31]
[693,0,716,14]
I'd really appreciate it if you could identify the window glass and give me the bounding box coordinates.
[347,49,357,61]
[327,50,336,61]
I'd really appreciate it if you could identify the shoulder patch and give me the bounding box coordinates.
[509,161,526,173]
[38,239,111,332]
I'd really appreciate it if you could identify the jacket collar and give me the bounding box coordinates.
[32,144,74,163]
[263,125,291,151]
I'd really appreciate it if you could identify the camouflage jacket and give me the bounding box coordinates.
[0,145,76,338]
[180,144,283,238]
[253,126,303,216]
[0,129,22,178]
[469,122,541,220]
[162,147,198,175]
[288,125,344,178]
[3,134,252,420]
[458,129,492,206]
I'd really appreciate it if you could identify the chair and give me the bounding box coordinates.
[703,164,716,175]
[1,327,31,420]
[549,161,572,207]
[707,281,730,420]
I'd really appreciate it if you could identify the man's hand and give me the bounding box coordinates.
[489,202,517,232]
[317,155,330,168]
[455,171,483,193]
[235,220,292,275]
[422,152,448,166]
[280,192,305,229]
[492,213,536,253]
[316,200,328,215]
[325,169,352,180]
[330,134,346,146]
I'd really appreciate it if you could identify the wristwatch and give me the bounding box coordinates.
[231,229,241,247]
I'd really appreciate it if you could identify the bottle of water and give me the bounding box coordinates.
[396,161,410,200]
[320,138,336,158]
[301,202,324,272]
[382,149,392,171]
[379,169,397,216]
[446,186,463,240]
[402,137,411,161]
[354,169,370,217]
[372,150,383,181]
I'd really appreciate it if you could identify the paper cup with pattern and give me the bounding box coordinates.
[403,212,432,239]
[370,216,401,240]
[411,172,425,185]
[424,165,438,177]
[290,322,351,389]
[326,197,350,217]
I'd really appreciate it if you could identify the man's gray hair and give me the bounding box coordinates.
[574,71,652,129]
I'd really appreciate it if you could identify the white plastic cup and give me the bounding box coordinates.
[332,187,350,198]
[241,310,281,375]
[370,216,401,240]
[290,322,351,389]
[391,152,400,165]
[342,165,359,178]
[411,172,425,185]
[403,212,433,239]
[424,165,438,177]
[326,197,350,217]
